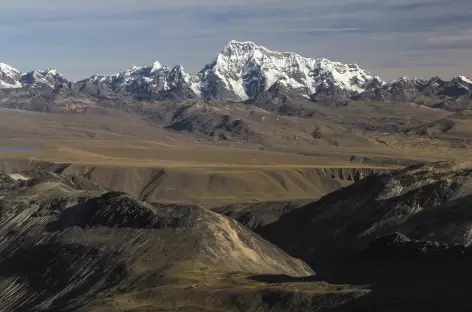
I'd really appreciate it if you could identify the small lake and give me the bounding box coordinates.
[0,147,38,153]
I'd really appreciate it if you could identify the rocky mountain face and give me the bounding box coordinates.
[197,40,380,101]
[77,62,201,100]
[75,40,382,101]
[20,68,73,90]
[3,162,472,311]
[0,63,22,88]
[260,161,472,271]
[357,75,472,107]
[0,170,318,311]
[0,63,71,90]
[256,161,472,311]
[2,41,472,105]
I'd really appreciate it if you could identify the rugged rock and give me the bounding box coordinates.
[3,43,472,106]
[0,171,317,311]
[259,161,472,270]
[255,161,472,311]
[0,63,22,88]
[77,63,200,101]
[0,63,73,90]
[74,40,380,102]
[197,41,379,101]
[357,75,472,108]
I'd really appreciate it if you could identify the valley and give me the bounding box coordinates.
[0,40,471,311]
[0,102,470,208]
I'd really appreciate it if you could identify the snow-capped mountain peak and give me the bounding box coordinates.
[197,40,381,101]
[457,76,472,85]
[44,68,58,75]
[3,40,472,103]
[20,68,68,89]
[151,61,162,72]
[312,58,376,93]
[0,63,21,76]
[0,63,70,89]
[77,61,200,100]
[0,63,22,88]
[76,40,384,101]
[222,40,260,54]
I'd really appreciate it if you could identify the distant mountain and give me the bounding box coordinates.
[76,40,382,101]
[357,75,472,105]
[197,40,381,101]
[0,63,71,90]
[0,63,22,88]
[77,62,200,100]
[3,41,472,105]
[20,69,72,89]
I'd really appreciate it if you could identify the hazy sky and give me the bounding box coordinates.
[1,0,471,81]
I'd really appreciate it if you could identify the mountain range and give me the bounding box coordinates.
[2,39,472,312]
[1,40,471,104]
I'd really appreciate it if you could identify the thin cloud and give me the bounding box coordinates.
[0,0,470,80]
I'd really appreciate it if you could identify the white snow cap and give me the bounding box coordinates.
[458,76,472,84]
[201,40,380,100]
[84,40,382,101]
[151,61,162,73]
[0,62,22,88]
[45,68,58,75]
[0,62,21,76]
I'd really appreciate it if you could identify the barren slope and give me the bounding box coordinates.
[0,159,383,207]
[2,172,361,312]
[258,161,472,311]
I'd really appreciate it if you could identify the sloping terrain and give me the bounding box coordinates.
[325,232,472,312]
[3,162,472,311]
[4,161,472,311]
[2,39,472,312]
[212,199,312,230]
[0,159,382,207]
[405,112,472,146]
[211,168,382,229]
[2,61,471,162]
[260,161,472,269]
[358,76,472,110]
[2,82,465,157]
[0,171,379,312]
[258,161,472,311]
[1,90,469,169]
[0,87,102,113]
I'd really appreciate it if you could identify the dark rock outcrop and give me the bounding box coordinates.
[0,171,314,311]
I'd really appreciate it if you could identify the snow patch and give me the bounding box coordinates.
[151,61,162,73]
[459,76,472,84]
[8,174,30,181]
[46,68,58,75]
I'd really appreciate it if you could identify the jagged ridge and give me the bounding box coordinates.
[357,75,472,105]
[2,41,472,104]
[0,63,69,90]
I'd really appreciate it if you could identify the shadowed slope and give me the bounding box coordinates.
[259,161,472,270]
[257,161,472,311]
[0,173,327,312]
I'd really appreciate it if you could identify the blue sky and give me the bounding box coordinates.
[1,0,471,80]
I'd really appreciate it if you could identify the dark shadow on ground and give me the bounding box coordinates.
[252,233,472,312]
